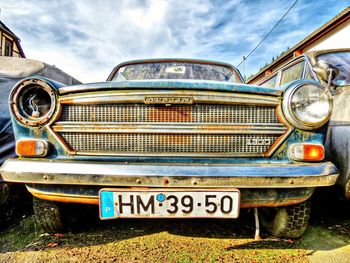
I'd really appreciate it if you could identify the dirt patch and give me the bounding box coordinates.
[0,189,349,262]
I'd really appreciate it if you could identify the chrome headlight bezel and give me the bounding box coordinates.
[10,78,57,127]
[282,82,332,130]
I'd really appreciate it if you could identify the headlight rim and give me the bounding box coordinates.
[282,82,332,130]
[10,78,57,127]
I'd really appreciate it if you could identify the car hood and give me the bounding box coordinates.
[58,79,282,96]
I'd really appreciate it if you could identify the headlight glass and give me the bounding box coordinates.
[10,79,56,126]
[284,83,332,130]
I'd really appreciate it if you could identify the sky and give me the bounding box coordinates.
[1,0,349,83]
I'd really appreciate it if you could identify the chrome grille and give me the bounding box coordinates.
[60,104,279,124]
[55,103,287,156]
[59,132,280,155]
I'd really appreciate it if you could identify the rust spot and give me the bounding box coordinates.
[61,99,74,104]
[163,178,170,185]
[30,192,99,205]
[240,196,309,208]
[149,106,192,123]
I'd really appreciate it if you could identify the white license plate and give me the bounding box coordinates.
[99,189,240,219]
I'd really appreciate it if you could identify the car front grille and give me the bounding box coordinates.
[53,103,288,157]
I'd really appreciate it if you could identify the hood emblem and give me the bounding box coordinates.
[144,96,194,105]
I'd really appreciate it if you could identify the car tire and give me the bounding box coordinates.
[33,197,64,233]
[260,200,311,239]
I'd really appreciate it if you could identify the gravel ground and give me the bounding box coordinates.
[0,188,349,263]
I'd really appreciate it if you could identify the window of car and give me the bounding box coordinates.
[280,61,305,85]
[317,51,350,86]
[111,62,242,83]
[260,74,278,88]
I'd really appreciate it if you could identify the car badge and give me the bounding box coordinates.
[144,96,194,105]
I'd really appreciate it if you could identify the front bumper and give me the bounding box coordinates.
[0,159,339,188]
[0,159,339,208]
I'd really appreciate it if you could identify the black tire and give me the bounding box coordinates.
[260,200,311,239]
[33,197,64,233]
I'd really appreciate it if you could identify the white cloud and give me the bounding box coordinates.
[1,0,348,82]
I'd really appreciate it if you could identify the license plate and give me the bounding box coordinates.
[99,189,240,219]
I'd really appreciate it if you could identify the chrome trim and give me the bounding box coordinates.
[73,151,263,157]
[59,90,280,106]
[0,159,339,188]
[264,105,293,157]
[53,123,287,134]
[10,78,57,127]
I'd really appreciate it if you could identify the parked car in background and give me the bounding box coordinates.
[256,49,350,201]
[0,58,339,238]
[0,56,80,227]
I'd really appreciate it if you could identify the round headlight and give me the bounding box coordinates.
[283,83,332,130]
[10,79,56,126]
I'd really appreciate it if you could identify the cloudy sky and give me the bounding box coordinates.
[1,0,349,83]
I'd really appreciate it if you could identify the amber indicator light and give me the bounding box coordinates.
[290,143,324,161]
[16,140,48,157]
[303,144,324,161]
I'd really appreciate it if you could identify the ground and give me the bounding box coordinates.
[0,188,349,263]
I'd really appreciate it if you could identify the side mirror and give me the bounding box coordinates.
[313,60,340,95]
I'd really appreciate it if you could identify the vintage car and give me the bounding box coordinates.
[0,56,80,227]
[0,58,339,238]
[256,49,350,200]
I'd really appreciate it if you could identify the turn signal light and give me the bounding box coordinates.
[290,144,324,161]
[16,140,48,157]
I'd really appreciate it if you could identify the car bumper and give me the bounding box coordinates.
[1,159,339,188]
[0,159,339,207]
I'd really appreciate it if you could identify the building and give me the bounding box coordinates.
[248,6,350,84]
[0,20,25,58]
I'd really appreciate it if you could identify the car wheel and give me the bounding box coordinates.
[260,200,311,239]
[33,197,64,233]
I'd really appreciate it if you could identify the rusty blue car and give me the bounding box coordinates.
[0,58,339,238]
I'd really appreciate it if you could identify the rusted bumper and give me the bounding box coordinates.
[1,159,338,188]
[0,159,338,207]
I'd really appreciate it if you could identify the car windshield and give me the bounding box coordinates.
[111,62,241,83]
[317,51,350,86]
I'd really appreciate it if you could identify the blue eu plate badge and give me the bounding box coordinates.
[100,191,115,219]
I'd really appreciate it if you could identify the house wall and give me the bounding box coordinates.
[0,30,23,58]
[305,20,350,52]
